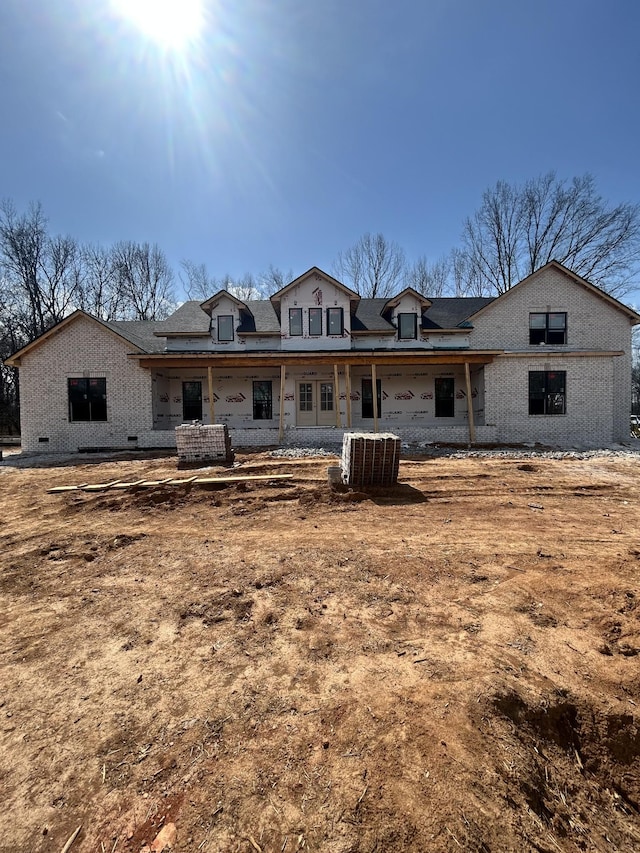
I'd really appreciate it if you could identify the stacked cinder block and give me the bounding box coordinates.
[341,432,400,486]
[175,423,234,464]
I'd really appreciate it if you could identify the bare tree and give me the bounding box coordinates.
[332,232,406,297]
[405,255,452,296]
[79,244,122,320]
[258,264,293,296]
[450,247,487,297]
[463,173,640,296]
[179,259,218,301]
[111,241,176,320]
[228,273,261,302]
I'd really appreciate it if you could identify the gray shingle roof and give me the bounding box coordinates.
[105,320,167,353]
[237,300,280,334]
[153,301,210,335]
[352,299,395,332]
[150,294,497,343]
[423,297,495,329]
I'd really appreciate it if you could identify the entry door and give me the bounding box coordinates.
[297,381,335,426]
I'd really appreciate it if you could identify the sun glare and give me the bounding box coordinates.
[112,0,204,50]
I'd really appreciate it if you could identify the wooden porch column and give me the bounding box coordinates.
[345,364,352,428]
[371,362,379,433]
[333,363,341,428]
[464,361,476,445]
[207,366,215,423]
[279,364,286,443]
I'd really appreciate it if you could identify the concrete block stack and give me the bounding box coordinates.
[175,423,234,465]
[341,432,400,487]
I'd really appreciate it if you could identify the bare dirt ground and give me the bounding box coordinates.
[1,448,640,853]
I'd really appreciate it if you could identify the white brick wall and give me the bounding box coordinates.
[470,267,634,443]
[18,316,159,453]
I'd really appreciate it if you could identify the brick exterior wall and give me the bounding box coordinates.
[469,267,633,443]
[18,316,158,453]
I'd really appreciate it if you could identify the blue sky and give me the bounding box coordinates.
[1,0,639,300]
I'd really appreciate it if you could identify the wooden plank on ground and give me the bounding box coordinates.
[48,473,293,494]
[80,480,122,492]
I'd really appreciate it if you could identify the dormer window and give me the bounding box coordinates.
[529,312,566,345]
[289,308,303,336]
[398,312,417,340]
[217,315,234,342]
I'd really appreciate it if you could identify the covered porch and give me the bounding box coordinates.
[135,350,501,447]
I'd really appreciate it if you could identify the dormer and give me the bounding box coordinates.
[270,267,360,350]
[200,290,250,346]
[383,287,432,341]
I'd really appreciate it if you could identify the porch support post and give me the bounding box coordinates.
[207,366,215,423]
[345,364,352,428]
[464,361,476,445]
[279,364,286,443]
[371,362,379,433]
[333,363,341,428]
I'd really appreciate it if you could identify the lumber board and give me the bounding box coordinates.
[47,473,293,494]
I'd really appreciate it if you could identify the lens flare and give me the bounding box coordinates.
[111,0,204,51]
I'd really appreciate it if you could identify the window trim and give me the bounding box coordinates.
[252,380,273,420]
[529,312,567,346]
[327,307,344,336]
[397,312,418,340]
[528,371,566,416]
[308,307,323,337]
[289,307,303,337]
[68,377,107,422]
[217,314,234,342]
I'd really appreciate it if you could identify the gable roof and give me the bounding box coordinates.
[384,287,432,310]
[468,260,640,324]
[199,290,249,314]
[4,310,166,367]
[270,266,360,303]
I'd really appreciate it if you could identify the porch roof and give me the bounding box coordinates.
[133,349,503,369]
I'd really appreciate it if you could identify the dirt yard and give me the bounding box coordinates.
[1,447,640,853]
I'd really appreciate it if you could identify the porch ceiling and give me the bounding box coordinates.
[134,350,503,369]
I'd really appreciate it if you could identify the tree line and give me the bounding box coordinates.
[2,171,639,432]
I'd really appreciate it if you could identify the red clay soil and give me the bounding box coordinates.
[1,450,639,852]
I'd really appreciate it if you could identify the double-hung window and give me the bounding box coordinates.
[327,307,344,336]
[529,371,566,415]
[398,312,417,340]
[529,312,567,345]
[289,308,303,336]
[217,315,234,342]
[68,378,107,422]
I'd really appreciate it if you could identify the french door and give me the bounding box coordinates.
[297,381,335,426]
